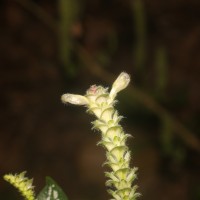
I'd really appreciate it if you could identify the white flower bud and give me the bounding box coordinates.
[109,72,130,100]
[61,94,89,105]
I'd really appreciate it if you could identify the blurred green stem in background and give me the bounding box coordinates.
[132,0,146,74]
[155,46,168,96]
[160,114,186,164]
[160,115,174,155]
[58,0,79,76]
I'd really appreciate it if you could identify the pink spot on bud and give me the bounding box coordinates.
[88,85,98,94]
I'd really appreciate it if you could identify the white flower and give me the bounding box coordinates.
[61,94,89,105]
[109,72,130,100]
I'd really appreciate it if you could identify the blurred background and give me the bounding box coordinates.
[0,0,200,199]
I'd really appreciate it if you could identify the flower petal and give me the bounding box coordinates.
[61,94,89,105]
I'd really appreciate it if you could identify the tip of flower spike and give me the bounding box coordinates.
[120,72,131,82]
[109,72,131,100]
[61,93,89,105]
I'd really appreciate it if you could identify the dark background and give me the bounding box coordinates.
[0,0,200,199]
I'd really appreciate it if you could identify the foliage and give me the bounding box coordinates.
[37,177,68,200]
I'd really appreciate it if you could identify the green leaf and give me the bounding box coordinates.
[37,177,68,200]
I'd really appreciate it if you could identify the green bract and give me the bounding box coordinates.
[62,72,140,200]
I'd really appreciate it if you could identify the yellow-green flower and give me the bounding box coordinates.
[4,171,35,200]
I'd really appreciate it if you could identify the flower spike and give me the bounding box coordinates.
[62,72,140,200]
[3,171,35,200]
